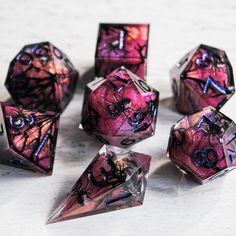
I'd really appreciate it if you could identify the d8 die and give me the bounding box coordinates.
[0,102,60,174]
[5,42,79,112]
[167,106,236,183]
[170,44,235,114]
[95,23,149,80]
[80,67,159,147]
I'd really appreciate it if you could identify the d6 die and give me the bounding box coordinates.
[95,23,149,80]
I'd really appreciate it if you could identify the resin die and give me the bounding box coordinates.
[0,102,60,174]
[95,23,149,80]
[48,145,151,223]
[170,44,235,114]
[167,106,236,183]
[5,42,79,112]
[80,67,159,147]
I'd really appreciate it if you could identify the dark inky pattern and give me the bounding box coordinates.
[95,24,149,79]
[1,102,60,174]
[80,67,159,147]
[167,106,236,183]
[5,42,79,112]
[170,44,235,114]
[47,145,151,223]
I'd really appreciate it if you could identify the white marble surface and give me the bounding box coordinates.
[1,0,236,235]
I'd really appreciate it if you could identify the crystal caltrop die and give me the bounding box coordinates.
[5,42,79,113]
[170,44,235,114]
[0,102,60,174]
[167,106,236,184]
[95,23,149,80]
[80,67,159,147]
[47,145,151,223]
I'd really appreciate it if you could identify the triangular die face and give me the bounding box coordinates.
[1,103,60,174]
[48,145,151,223]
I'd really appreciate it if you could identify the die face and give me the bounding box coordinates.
[171,44,235,114]
[80,67,159,147]
[0,102,60,174]
[47,145,151,223]
[5,42,79,112]
[95,24,149,79]
[167,107,235,183]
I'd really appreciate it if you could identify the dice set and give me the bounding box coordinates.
[1,23,236,224]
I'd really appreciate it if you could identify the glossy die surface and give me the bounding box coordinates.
[167,106,236,183]
[5,42,79,112]
[0,102,60,174]
[95,23,149,80]
[170,44,235,114]
[80,67,159,147]
[47,145,151,223]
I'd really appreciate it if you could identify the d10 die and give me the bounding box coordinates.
[5,42,79,112]
[47,145,151,223]
[0,102,60,174]
[80,67,159,147]
[167,106,236,184]
[170,44,235,114]
[95,23,149,80]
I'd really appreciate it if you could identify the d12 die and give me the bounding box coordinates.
[0,102,60,174]
[95,23,149,80]
[47,145,151,223]
[167,106,236,184]
[170,44,235,114]
[80,67,159,147]
[5,42,79,112]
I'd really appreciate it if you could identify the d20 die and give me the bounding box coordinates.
[5,42,79,112]
[95,23,149,80]
[47,145,151,223]
[0,102,60,174]
[167,106,236,184]
[80,66,159,147]
[170,44,235,114]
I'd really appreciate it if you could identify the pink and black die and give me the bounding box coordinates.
[0,102,60,174]
[167,106,236,184]
[95,23,149,80]
[170,44,235,114]
[80,67,159,147]
[5,42,79,112]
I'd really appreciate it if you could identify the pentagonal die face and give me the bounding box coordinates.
[170,44,235,114]
[95,24,149,79]
[5,42,79,112]
[167,106,236,183]
[80,67,159,147]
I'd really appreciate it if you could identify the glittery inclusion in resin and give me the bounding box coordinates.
[170,44,235,114]
[95,23,149,80]
[0,102,60,174]
[80,66,159,147]
[167,106,236,183]
[5,42,79,113]
[47,145,151,223]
